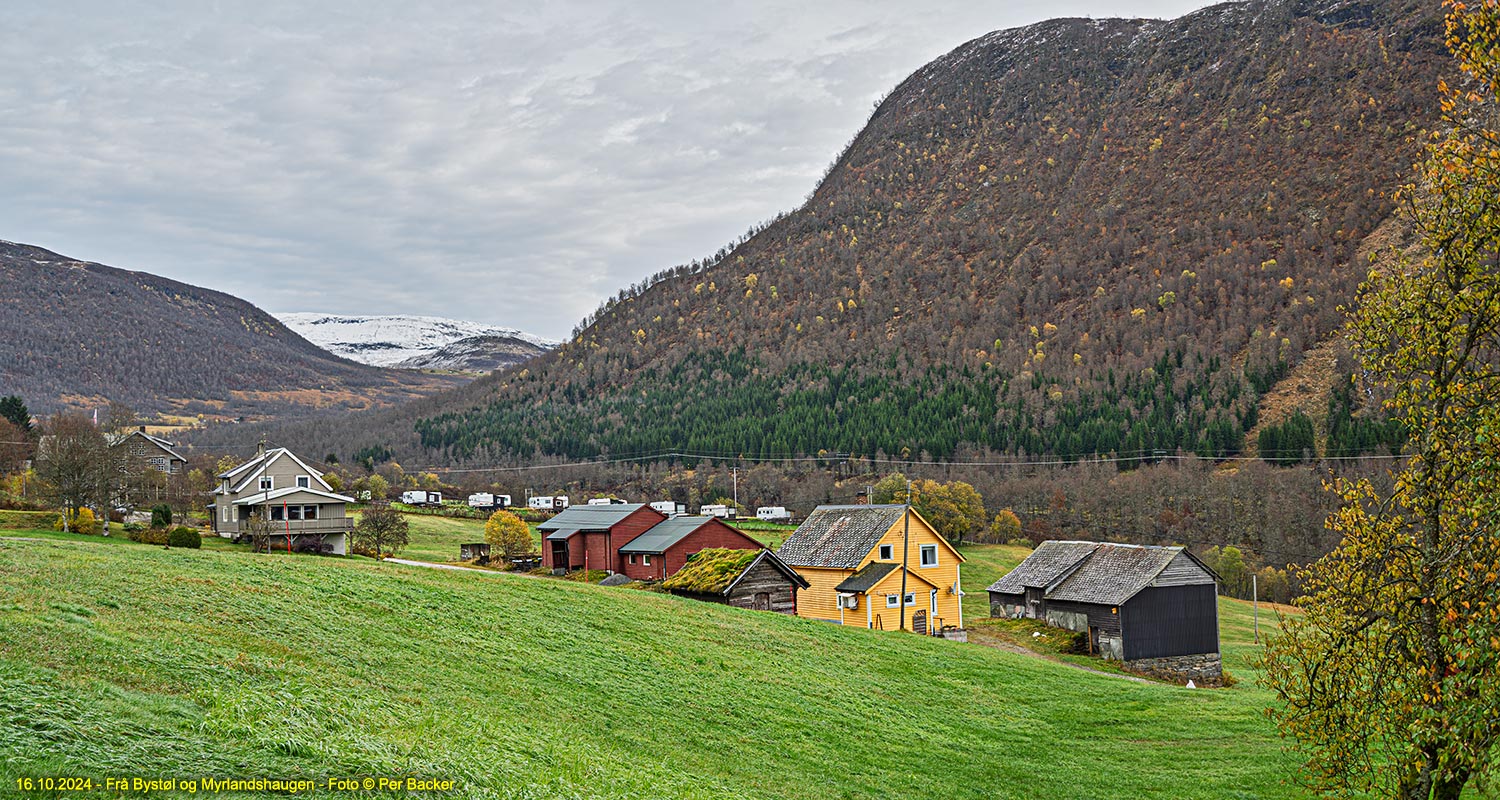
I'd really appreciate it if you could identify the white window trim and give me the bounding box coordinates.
[643,555,652,566]
[296,475,310,488]
[629,554,637,565]
[221,505,229,523]
[878,544,893,560]
[886,594,899,608]
[259,476,274,491]
[904,593,916,607]
[920,544,938,567]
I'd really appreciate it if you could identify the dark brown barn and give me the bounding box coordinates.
[988,541,1222,683]
[660,548,810,614]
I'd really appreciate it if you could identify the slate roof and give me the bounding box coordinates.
[618,516,729,554]
[775,505,906,568]
[833,560,900,593]
[536,504,648,532]
[987,541,1213,606]
[985,540,1099,596]
[107,430,187,463]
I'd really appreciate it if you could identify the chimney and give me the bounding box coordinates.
[139,425,147,433]
[257,438,266,458]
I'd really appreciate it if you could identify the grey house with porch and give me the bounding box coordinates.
[988,541,1222,682]
[210,446,353,554]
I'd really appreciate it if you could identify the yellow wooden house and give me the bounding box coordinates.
[775,504,965,633]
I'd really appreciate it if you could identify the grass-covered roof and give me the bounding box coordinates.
[661,548,760,594]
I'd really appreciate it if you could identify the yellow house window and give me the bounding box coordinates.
[879,544,893,560]
[919,544,938,567]
[886,594,899,608]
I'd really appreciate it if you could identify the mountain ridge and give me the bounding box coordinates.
[275,313,556,371]
[0,241,467,419]
[204,0,1448,465]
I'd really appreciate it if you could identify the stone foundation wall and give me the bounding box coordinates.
[1126,652,1224,685]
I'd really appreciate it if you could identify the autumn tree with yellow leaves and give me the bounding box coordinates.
[1262,4,1500,797]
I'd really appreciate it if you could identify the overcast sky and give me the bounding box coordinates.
[2,0,1210,341]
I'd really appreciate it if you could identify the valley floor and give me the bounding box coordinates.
[0,529,1299,799]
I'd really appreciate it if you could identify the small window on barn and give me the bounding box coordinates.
[878,544,893,560]
[643,555,651,566]
[296,476,310,488]
[919,544,938,567]
[886,594,899,608]
[629,554,637,564]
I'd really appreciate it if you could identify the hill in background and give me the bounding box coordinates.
[278,0,1446,468]
[0,241,466,420]
[276,313,556,372]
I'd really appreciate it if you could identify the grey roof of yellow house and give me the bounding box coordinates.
[833,560,900,593]
[987,541,1218,606]
[539,503,650,540]
[774,505,906,569]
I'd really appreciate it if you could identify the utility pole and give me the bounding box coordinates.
[1252,572,1260,644]
[732,466,738,512]
[899,478,911,633]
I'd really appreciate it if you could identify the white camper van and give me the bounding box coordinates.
[756,506,790,521]
[699,504,733,519]
[401,490,442,506]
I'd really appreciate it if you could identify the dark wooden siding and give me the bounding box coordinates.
[1151,552,1216,587]
[725,558,798,615]
[1043,599,1121,634]
[1121,584,1219,660]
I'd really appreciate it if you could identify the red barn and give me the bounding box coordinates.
[537,504,666,573]
[616,515,767,581]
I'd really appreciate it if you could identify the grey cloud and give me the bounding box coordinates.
[0,0,1210,340]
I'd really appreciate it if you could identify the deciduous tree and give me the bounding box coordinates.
[352,506,409,559]
[1262,5,1500,797]
[484,510,533,560]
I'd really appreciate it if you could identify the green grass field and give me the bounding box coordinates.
[0,532,1299,799]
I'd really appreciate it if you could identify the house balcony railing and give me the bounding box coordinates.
[215,517,354,536]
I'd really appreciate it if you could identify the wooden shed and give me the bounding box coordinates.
[987,541,1223,683]
[660,548,809,614]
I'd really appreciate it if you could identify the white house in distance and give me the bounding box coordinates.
[210,445,353,555]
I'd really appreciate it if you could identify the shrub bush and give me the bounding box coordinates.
[54,508,100,535]
[128,527,170,545]
[167,526,201,549]
[150,504,173,528]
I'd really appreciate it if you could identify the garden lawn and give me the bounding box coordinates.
[0,537,1297,799]
[350,510,539,564]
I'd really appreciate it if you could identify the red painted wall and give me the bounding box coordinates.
[659,520,766,578]
[618,518,767,581]
[541,507,666,571]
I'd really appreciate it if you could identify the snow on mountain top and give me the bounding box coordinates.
[277,312,558,367]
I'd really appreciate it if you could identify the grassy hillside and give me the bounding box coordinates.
[0,535,1297,799]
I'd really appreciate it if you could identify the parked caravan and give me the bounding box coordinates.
[756,506,791,521]
[648,500,686,515]
[699,504,734,518]
[468,493,511,508]
[402,490,442,506]
[529,495,571,511]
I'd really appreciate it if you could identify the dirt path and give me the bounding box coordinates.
[382,557,502,574]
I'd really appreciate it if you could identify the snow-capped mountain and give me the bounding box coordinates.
[277,313,557,370]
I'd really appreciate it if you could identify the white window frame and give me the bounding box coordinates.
[296,475,310,488]
[878,544,893,560]
[259,476,273,491]
[643,555,652,566]
[221,505,229,523]
[904,593,916,607]
[629,554,637,565]
[919,544,938,567]
[886,594,899,608]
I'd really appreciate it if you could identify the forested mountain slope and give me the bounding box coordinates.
[286,0,1447,466]
[0,241,465,419]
